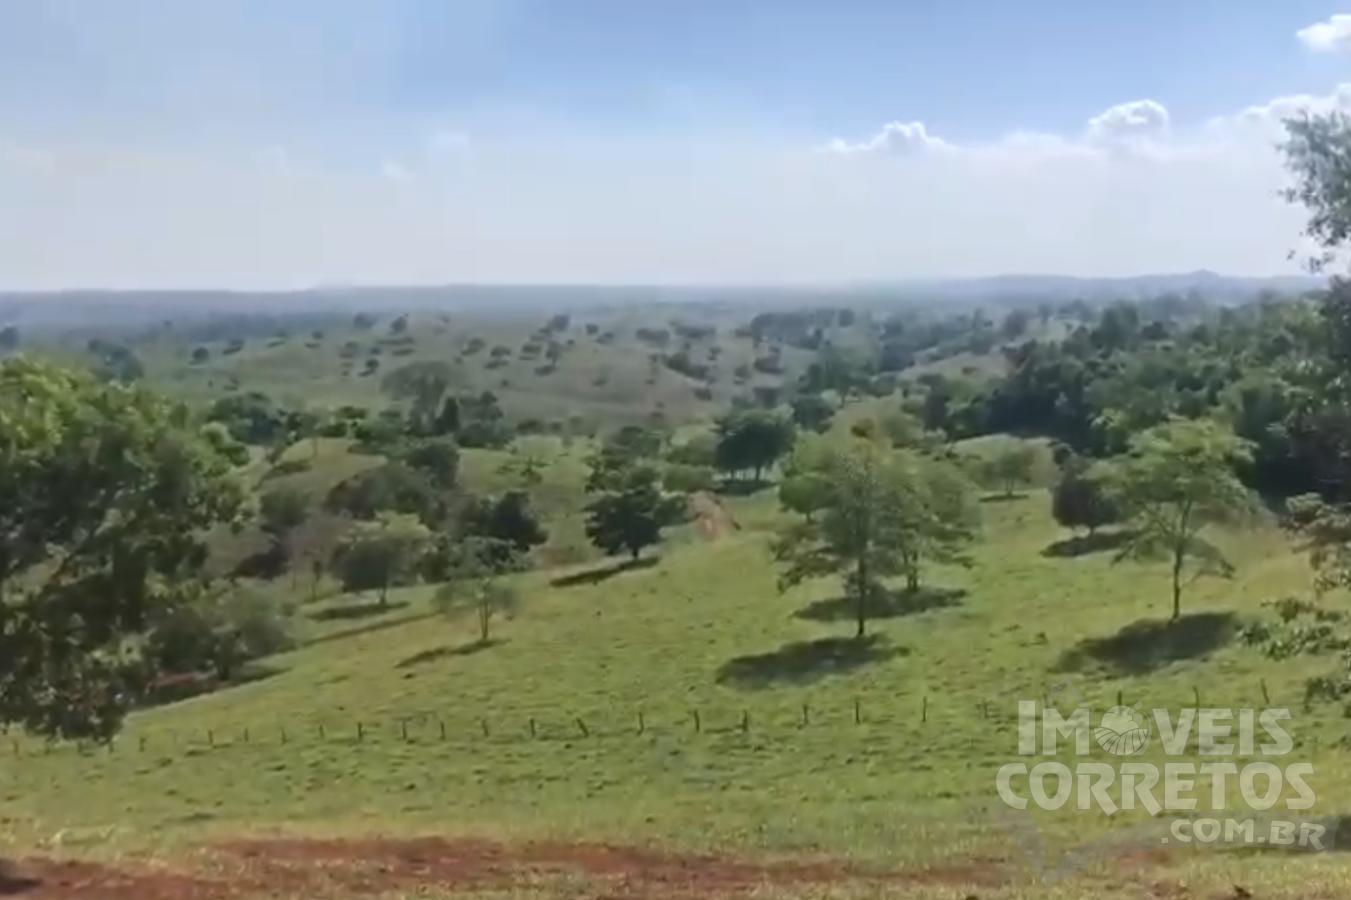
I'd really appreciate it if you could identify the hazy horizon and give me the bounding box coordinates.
[4,2,1351,289]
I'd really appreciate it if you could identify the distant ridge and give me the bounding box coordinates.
[0,272,1326,330]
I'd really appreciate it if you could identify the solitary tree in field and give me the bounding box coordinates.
[433,538,522,644]
[984,441,1038,497]
[1109,419,1257,621]
[896,455,981,592]
[714,410,796,482]
[584,463,682,560]
[1052,457,1119,536]
[773,441,913,637]
[335,514,430,607]
[381,361,458,433]
[258,486,310,564]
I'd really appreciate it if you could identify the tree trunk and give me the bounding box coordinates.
[1171,546,1183,622]
[630,546,640,561]
[855,554,868,638]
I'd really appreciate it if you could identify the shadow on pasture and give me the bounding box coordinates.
[1055,612,1238,676]
[549,556,657,588]
[304,611,436,647]
[716,478,772,497]
[0,866,40,895]
[716,635,904,688]
[396,639,504,669]
[980,492,1028,504]
[1041,530,1134,559]
[308,599,410,622]
[795,586,966,623]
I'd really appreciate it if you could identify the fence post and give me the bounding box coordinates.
[854,698,862,725]
[637,711,645,735]
[480,718,490,737]
[1260,679,1271,705]
[439,720,446,741]
[1116,689,1123,708]
[801,704,809,727]
[400,719,408,742]
[318,723,325,740]
[207,729,214,747]
[692,710,701,733]
[922,696,928,724]
[576,717,589,738]
[1193,686,1201,709]
[529,718,536,739]
[740,710,749,733]
[357,722,363,742]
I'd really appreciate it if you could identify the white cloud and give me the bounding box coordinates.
[1208,83,1351,142]
[823,121,951,156]
[1085,99,1170,146]
[1297,14,1351,52]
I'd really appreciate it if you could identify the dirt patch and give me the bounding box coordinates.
[689,492,739,541]
[2,836,1010,899]
[0,858,227,900]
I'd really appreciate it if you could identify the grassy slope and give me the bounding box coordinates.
[6,477,1351,894]
[121,307,825,430]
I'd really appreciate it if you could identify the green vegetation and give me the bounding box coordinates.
[10,107,1351,900]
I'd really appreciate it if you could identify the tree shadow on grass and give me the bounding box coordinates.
[716,635,905,688]
[1041,530,1134,559]
[1055,612,1239,676]
[716,478,773,497]
[396,639,504,669]
[795,586,966,623]
[0,867,40,895]
[980,492,1028,504]
[308,600,409,621]
[549,556,657,588]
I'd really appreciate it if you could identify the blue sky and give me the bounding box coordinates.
[2,1,1351,288]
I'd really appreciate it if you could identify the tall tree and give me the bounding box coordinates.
[258,486,310,563]
[334,514,430,607]
[0,359,243,738]
[433,537,523,645]
[983,441,1039,497]
[714,410,796,482]
[772,441,912,637]
[584,463,682,560]
[381,361,458,433]
[1052,456,1119,536]
[1109,419,1257,620]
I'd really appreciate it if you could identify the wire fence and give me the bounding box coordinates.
[2,679,1311,762]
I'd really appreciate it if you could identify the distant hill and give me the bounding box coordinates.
[0,272,1326,330]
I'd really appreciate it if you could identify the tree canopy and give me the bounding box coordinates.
[0,359,243,738]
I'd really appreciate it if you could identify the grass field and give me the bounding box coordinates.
[6,468,1351,898]
[67,305,836,431]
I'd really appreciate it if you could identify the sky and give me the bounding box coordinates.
[2,1,1351,290]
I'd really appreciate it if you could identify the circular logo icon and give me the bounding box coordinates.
[1094,706,1151,756]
